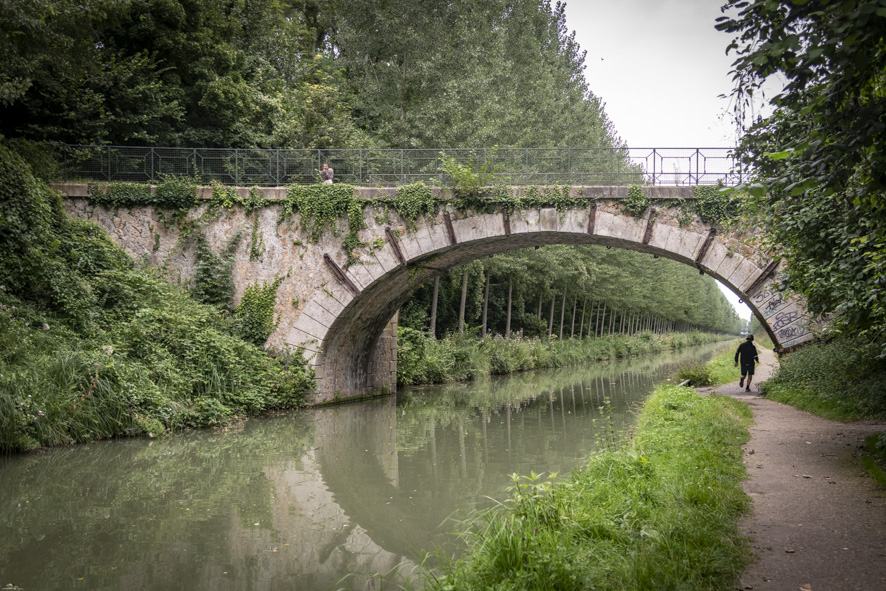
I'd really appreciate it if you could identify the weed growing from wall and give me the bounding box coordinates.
[622,184,650,217]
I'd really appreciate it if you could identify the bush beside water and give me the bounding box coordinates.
[428,386,753,590]
[398,327,725,386]
[0,147,314,453]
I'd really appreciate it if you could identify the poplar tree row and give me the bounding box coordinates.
[400,245,742,339]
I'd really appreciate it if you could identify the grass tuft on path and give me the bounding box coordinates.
[427,385,753,591]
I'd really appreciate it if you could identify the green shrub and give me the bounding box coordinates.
[0,147,314,453]
[761,336,886,420]
[675,363,713,386]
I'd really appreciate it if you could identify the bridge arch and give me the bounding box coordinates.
[285,188,813,403]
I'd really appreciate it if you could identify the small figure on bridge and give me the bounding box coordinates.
[321,163,334,184]
[734,334,759,392]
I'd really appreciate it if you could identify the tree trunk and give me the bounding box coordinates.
[558,291,566,340]
[458,270,468,335]
[537,293,543,319]
[481,273,490,338]
[578,297,587,339]
[429,276,440,339]
[505,278,513,338]
[597,302,606,338]
[548,294,555,338]
[570,294,577,338]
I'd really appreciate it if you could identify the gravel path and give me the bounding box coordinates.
[701,347,886,591]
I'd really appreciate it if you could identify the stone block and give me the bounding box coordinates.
[647,222,673,252]
[699,241,729,274]
[482,212,505,238]
[285,327,322,353]
[425,219,452,250]
[452,215,486,243]
[714,253,742,284]
[303,300,338,328]
[293,311,330,341]
[510,209,541,234]
[557,207,586,235]
[760,296,792,320]
[391,227,418,260]
[371,241,401,274]
[348,261,379,290]
[538,208,559,232]
[412,224,437,256]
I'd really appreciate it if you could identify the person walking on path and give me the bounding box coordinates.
[320,163,334,184]
[734,334,759,392]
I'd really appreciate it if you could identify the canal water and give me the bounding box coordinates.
[0,343,723,590]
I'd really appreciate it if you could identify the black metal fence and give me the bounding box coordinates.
[48,145,741,187]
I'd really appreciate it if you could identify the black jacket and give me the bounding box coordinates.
[735,341,759,365]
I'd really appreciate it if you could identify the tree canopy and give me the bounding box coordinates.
[1,0,622,150]
[718,0,886,350]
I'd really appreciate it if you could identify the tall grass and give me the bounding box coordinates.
[761,336,886,420]
[398,328,726,386]
[426,385,753,590]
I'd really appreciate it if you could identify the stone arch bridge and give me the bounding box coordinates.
[57,184,814,403]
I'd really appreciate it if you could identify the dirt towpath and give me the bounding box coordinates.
[699,347,886,591]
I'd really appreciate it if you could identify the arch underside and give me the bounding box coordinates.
[286,207,814,402]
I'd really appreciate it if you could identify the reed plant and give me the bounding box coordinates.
[426,385,753,590]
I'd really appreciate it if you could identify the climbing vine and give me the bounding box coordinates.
[281,184,366,266]
[249,216,265,261]
[394,182,437,227]
[88,175,198,209]
[191,231,242,311]
[692,184,739,226]
[234,276,284,346]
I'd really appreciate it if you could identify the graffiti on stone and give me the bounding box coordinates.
[771,310,800,331]
[777,325,805,341]
[751,286,774,304]
[763,297,784,316]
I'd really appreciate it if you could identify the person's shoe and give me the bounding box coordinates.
[746,386,751,392]
[739,377,744,388]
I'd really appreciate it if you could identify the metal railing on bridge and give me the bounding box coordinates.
[48,145,742,187]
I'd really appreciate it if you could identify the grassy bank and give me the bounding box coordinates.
[761,336,886,421]
[0,147,314,453]
[398,327,729,386]
[427,385,752,590]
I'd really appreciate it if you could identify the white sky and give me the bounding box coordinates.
[566,0,753,320]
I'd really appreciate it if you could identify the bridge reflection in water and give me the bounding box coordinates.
[0,343,722,590]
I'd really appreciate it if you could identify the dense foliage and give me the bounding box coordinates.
[429,386,752,590]
[718,0,886,353]
[400,245,742,339]
[1,0,623,152]
[761,336,886,420]
[0,148,314,453]
[397,328,726,386]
